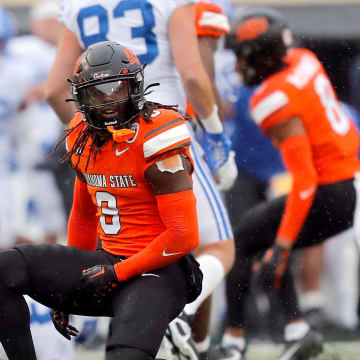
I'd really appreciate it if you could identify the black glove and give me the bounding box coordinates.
[80,265,118,298]
[50,309,79,340]
[252,244,289,290]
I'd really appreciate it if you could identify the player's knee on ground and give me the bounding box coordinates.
[0,249,31,293]
[106,346,155,360]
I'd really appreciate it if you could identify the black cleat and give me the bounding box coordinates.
[278,330,323,360]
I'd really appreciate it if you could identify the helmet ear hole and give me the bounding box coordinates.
[71,41,145,130]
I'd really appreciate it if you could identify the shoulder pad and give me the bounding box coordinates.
[250,90,289,126]
[142,109,191,160]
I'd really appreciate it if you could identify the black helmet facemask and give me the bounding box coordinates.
[75,72,144,129]
[70,41,146,131]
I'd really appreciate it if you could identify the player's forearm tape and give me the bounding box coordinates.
[277,135,318,242]
[67,178,98,251]
[114,190,200,282]
[199,104,223,134]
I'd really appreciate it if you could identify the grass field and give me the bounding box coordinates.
[246,342,360,360]
[74,342,360,360]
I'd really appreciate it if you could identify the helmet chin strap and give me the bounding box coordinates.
[107,126,135,142]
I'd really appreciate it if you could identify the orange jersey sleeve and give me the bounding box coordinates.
[141,109,193,172]
[67,177,98,251]
[195,1,230,38]
[276,135,318,242]
[114,190,199,281]
[250,75,302,133]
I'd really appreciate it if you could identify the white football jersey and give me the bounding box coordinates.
[60,0,196,113]
[0,49,33,247]
[8,35,62,170]
[7,35,57,84]
[0,55,32,172]
[5,35,66,242]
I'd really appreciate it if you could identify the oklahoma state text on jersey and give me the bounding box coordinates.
[66,109,193,256]
[250,48,360,184]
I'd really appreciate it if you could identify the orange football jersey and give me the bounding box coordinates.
[195,1,230,38]
[250,48,360,184]
[66,109,193,256]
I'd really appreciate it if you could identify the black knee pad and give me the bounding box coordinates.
[106,346,154,360]
[0,249,31,293]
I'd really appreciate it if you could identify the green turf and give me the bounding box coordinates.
[74,342,360,360]
[244,342,360,360]
[75,349,104,360]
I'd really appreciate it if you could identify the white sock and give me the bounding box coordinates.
[195,335,211,353]
[299,291,324,312]
[221,333,246,351]
[184,255,225,316]
[284,321,310,342]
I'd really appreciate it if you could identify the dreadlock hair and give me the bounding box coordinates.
[49,101,180,172]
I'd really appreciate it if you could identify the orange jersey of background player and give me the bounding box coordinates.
[250,48,360,184]
[66,109,193,256]
[195,0,230,38]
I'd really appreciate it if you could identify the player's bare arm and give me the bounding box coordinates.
[45,26,83,125]
[145,154,193,195]
[198,36,225,123]
[170,3,237,194]
[168,4,215,120]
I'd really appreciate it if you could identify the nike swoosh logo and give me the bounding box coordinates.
[162,250,182,257]
[141,273,160,278]
[115,148,129,157]
[299,186,316,200]
[89,268,105,279]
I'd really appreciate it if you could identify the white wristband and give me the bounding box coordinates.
[199,104,223,134]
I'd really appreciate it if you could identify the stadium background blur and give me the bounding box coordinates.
[2,0,360,359]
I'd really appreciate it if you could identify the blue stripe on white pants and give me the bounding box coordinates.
[190,140,233,244]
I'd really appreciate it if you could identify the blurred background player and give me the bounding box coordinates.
[0,6,29,251]
[216,50,284,240]
[7,0,66,246]
[216,4,360,338]
[214,5,325,340]
[214,42,289,343]
[217,6,360,360]
[45,1,237,358]
[0,3,74,360]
